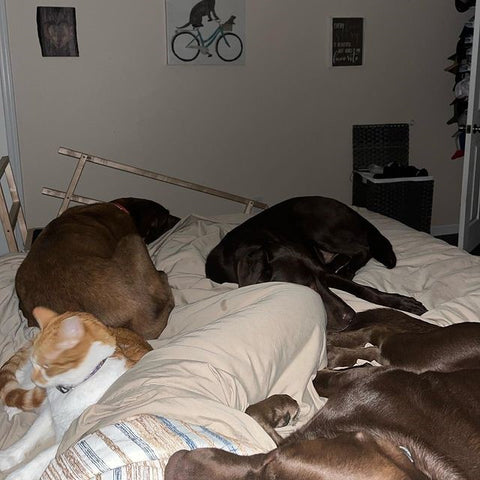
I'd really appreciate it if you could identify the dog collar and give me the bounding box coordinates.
[111,202,130,215]
[398,445,414,464]
[56,358,108,394]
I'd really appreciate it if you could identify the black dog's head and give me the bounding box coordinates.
[236,242,321,289]
[113,197,180,244]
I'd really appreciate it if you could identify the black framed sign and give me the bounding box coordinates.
[331,17,363,67]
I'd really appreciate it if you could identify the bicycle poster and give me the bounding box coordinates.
[165,0,245,65]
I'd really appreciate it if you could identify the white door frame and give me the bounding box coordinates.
[0,0,22,201]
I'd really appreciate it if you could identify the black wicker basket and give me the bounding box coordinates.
[353,123,409,170]
[352,124,434,233]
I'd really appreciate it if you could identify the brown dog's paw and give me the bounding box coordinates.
[246,394,299,429]
[272,394,300,427]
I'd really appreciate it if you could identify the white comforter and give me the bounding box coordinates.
[0,208,478,479]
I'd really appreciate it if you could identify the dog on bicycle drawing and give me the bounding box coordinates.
[177,0,218,29]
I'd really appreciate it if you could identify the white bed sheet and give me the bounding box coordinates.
[0,207,478,480]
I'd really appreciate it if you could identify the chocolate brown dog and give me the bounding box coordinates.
[205,196,426,331]
[15,198,179,339]
[165,312,480,479]
[326,308,480,371]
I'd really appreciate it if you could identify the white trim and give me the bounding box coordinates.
[430,224,459,237]
[354,170,434,184]
[0,0,22,201]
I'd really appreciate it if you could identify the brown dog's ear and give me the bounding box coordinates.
[165,448,267,480]
[236,245,271,286]
[114,198,179,244]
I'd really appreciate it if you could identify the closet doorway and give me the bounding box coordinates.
[459,9,480,251]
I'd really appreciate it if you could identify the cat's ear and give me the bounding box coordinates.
[32,306,59,329]
[57,315,85,350]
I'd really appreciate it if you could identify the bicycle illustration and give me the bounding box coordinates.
[171,16,243,63]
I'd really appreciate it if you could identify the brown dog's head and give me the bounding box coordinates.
[165,436,428,480]
[113,197,180,244]
[165,448,268,480]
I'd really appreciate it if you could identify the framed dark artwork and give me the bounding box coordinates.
[37,7,79,57]
[331,17,363,67]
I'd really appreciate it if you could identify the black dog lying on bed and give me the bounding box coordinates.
[165,309,480,480]
[15,198,179,339]
[206,196,426,330]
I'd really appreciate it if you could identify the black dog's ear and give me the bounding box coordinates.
[236,245,272,286]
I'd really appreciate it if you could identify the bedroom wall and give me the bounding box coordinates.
[4,1,469,231]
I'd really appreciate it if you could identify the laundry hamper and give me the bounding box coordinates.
[352,123,434,233]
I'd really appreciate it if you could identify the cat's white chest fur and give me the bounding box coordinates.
[47,353,127,440]
[0,341,129,480]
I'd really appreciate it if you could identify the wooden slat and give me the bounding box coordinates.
[57,154,88,215]
[0,184,17,252]
[9,201,19,227]
[4,161,27,243]
[0,157,8,178]
[58,147,268,211]
[41,188,99,205]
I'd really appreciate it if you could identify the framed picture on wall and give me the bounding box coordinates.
[37,7,79,57]
[165,0,245,65]
[331,17,363,67]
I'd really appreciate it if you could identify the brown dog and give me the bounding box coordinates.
[206,196,427,331]
[326,308,480,371]
[15,198,179,339]
[165,311,480,479]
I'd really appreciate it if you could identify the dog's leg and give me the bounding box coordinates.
[311,278,358,331]
[313,366,374,398]
[327,328,377,349]
[246,394,299,445]
[325,274,427,315]
[328,346,380,368]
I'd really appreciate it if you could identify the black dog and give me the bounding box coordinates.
[206,196,426,330]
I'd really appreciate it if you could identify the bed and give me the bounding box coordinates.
[0,161,479,479]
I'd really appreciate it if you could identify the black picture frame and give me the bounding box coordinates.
[37,7,79,57]
[331,17,363,67]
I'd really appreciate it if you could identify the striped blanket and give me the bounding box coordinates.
[41,414,258,480]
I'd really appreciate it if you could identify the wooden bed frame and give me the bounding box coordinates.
[42,147,268,216]
[0,147,268,253]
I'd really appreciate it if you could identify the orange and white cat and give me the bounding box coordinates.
[0,306,152,480]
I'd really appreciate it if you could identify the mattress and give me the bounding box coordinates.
[0,207,479,479]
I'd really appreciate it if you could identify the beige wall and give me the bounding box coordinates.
[5,1,469,229]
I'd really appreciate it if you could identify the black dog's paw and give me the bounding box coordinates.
[396,295,427,315]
